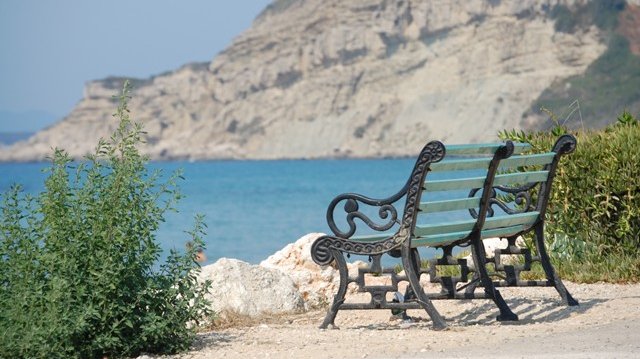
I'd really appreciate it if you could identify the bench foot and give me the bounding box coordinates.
[555,283,579,306]
[566,295,579,306]
[319,309,340,330]
[431,316,448,331]
[319,249,348,330]
[319,323,339,330]
[412,298,448,330]
[533,223,580,307]
[491,289,519,322]
[496,312,519,321]
[403,247,449,330]
[471,235,520,323]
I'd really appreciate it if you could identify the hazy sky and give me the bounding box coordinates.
[0,0,271,132]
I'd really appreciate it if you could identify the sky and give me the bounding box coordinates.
[0,0,271,132]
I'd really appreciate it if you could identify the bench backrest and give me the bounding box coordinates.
[408,135,577,248]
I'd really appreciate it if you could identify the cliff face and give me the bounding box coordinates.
[0,0,617,161]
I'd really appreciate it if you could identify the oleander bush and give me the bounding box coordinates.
[0,82,212,358]
[499,111,640,282]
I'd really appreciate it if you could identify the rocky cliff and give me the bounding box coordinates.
[3,0,638,161]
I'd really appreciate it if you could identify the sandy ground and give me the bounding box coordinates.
[157,282,640,359]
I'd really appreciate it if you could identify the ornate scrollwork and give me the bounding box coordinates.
[469,183,537,218]
[310,236,334,266]
[398,140,445,230]
[465,137,576,218]
[312,141,446,264]
[326,140,446,238]
[310,231,408,266]
[553,134,577,155]
[326,193,404,238]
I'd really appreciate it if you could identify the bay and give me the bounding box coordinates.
[1,159,448,265]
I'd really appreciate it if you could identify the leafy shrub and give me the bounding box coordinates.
[500,111,640,282]
[0,82,212,358]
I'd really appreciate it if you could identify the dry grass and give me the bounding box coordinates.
[202,309,314,331]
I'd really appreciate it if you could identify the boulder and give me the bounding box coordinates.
[199,258,304,317]
[260,233,364,309]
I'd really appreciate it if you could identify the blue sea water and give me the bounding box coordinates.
[1,159,446,265]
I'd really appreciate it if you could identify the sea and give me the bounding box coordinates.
[0,159,454,265]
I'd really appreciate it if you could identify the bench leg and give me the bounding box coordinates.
[534,223,579,306]
[319,249,348,329]
[402,247,448,330]
[470,236,518,322]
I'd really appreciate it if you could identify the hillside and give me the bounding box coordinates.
[0,133,33,147]
[528,0,640,129]
[2,0,639,161]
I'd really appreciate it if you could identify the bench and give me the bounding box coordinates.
[310,135,579,330]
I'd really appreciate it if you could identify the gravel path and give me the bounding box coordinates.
[152,283,640,358]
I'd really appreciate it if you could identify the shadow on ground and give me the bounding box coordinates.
[448,297,606,326]
[338,294,614,330]
[190,332,237,351]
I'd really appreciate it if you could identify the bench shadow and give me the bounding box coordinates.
[446,297,606,326]
[343,294,628,330]
[349,320,433,331]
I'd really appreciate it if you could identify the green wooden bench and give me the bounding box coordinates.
[311,135,579,330]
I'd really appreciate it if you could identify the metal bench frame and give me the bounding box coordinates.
[311,135,579,330]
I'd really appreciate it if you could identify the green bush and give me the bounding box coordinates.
[500,111,640,282]
[0,82,212,358]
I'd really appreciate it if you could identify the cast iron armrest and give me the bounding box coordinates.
[325,181,410,239]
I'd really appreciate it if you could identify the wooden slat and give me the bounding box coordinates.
[414,218,475,237]
[480,225,527,239]
[347,221,532,248]
[430,152,555,173]
[424,176,487,191]
[493,171,549,186]
[445,142,531,155]
[419,197,480,213]
[411,224,527,248]
[412,230,469,247]
[414,211,539,237]
[481,211,540,231]
[349,233,393,243]
[424,171,548,192]
[430,152,556,172]
[430,157,491,172]
[500,153,556,170]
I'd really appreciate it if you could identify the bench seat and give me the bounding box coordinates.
[349,212,537,247]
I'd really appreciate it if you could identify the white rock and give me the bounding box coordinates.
[260,233,364,309]
[466,236,527,269]
[199,258,304,317]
